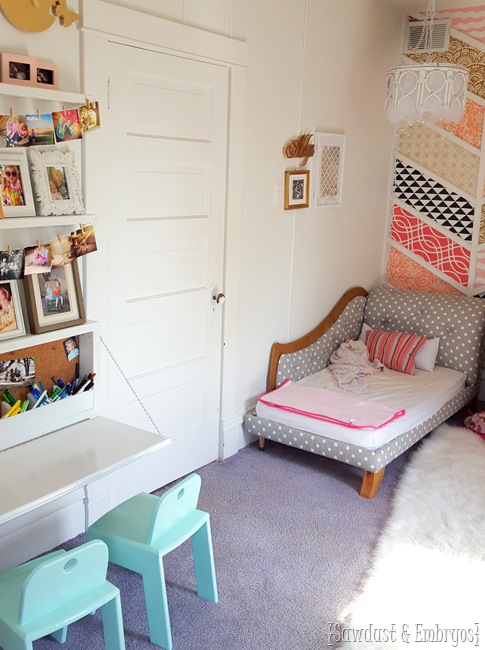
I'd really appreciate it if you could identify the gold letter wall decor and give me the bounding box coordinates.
[0,0,79,32]
[283,133,315,167]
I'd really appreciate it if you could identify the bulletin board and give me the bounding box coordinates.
[0,336,79,402]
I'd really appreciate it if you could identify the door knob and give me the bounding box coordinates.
[212,292,226,304]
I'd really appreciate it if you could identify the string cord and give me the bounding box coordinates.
[99,336,162,436]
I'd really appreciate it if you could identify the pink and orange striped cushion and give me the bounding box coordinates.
[365,329,428,375]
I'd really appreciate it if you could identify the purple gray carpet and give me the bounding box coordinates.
[33,440,411,649]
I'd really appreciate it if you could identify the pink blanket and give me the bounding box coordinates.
[258,380,405,430]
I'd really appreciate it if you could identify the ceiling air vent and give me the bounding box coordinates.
[404,19,451,53]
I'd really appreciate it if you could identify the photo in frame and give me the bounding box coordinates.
[23,260,86,334]
[284,169,310,210]
[0,281,26,341]
[0,53,35,87]
[0,150,36,217]
[36,60,58,90]
[311,132,345,207]
[28,148,85,216]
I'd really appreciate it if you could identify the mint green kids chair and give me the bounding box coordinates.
[0,539,125,650]
[87,473,218,650]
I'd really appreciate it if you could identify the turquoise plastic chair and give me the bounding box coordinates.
[0,539,125,650]
[87,473,218,650]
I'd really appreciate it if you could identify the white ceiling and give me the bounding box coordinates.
[377,0,485,9]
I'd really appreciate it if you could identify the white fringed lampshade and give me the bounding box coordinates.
[386,62,468,125]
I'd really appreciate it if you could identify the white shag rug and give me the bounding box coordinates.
[337,424,485,649]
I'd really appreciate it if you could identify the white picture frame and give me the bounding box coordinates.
[0,280,26,341]
[28,148,85,216]
[0,150,36,217]
[311,132,345,208]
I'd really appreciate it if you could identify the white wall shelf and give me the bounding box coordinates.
[0,214,96,230]
[0,82,86,105]
[0,319,98,355]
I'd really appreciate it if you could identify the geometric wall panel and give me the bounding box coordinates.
[390,204,470,287]
[397,123,479,196]
[480,205,485,245]
[474,248,485,289]
[408,36,485,101]
[386,246,464,295]
[435,7,485,45]
[440,99,485,149]
[394,159,474,242]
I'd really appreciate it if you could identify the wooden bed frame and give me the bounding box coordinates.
[247,286,485,498]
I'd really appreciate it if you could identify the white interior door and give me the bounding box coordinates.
[104,43,228,484]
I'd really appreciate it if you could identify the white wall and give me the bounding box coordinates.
[233,0,403,412]
[0,0,403,442]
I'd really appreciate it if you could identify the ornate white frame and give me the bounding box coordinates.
[28,148,85,216]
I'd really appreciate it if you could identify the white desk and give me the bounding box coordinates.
[0,416,170,570]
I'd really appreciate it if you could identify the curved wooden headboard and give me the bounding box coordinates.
[267,286,368,391]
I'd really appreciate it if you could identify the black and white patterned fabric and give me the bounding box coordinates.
[394,159,474,242]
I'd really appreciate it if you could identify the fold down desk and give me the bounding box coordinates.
[0,416,171,571]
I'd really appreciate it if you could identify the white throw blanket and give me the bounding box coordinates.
[329,340,384,392]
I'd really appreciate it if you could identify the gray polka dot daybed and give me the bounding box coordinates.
[244,286,485,498]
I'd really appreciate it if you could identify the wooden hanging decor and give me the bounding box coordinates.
[0,0,79,32]
[283,133,315,167]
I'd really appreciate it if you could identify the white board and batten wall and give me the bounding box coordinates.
[0,1,248,570]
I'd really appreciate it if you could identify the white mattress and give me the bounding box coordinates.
[255,366,466,450]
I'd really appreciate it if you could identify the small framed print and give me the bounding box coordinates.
[0,150,36,217]
[284,170,310,210]
[0,281,26,341]
[0,53,36,87]
[35,60,58,90]
[28,148,85,216]
[311,132,345,207]
[23,260,86,335]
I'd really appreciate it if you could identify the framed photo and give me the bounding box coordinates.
[0,53,36,87]
[35,60,58,90]
[0,281,26,341]
[284,170,310,210]
[311,132,345,207]
[0,150,36,217]
[28,148,85,216]
[23,260,86,334]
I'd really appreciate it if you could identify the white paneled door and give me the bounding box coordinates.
[105,42,228,484]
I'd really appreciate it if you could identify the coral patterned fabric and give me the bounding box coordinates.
[391,205,470,287]
[386,247,464,296]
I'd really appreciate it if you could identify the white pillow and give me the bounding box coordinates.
[359,323,439,372]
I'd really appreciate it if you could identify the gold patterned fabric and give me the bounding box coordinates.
[408,36,485,100]
[397,124,479,196]
[480,205,485,245]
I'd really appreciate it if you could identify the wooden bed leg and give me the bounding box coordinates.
[360,468,385,499]
[258,436,266,451]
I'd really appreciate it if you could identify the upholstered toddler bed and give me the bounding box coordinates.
[244,286,485,498]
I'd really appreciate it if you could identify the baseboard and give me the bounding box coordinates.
[220,413,252,459]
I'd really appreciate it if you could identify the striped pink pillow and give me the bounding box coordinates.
[365,330,428,374]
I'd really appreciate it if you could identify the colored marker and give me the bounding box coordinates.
[2,400,21,418]
[50,386,61,401]
[34,390,48,408]
[2,390,16,406]
[82,380,94,392]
